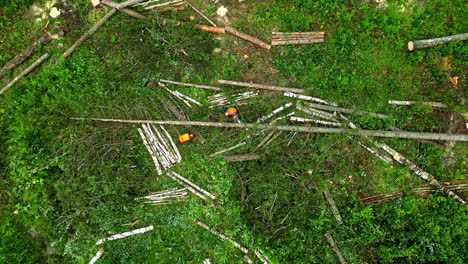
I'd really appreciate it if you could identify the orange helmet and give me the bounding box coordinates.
[225,108,237,116]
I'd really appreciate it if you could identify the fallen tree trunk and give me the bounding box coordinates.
[323,233,348,264]
[388,100,447,108]
[96,226,154,245]
[408,33,468,51]
[160,79,221,91]
[195,220,249,253]
[304,102,389,119]
[323,189,343,225]
[225,26,271,50]
[102,1,147,18]
[71,118,468,142]
[0,32,52,78]
[61,8,117,59]
[219,79,304,94]
[0,53,50,95]
[224,154,260,162]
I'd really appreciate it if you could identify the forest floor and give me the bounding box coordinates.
[0,0,467,263]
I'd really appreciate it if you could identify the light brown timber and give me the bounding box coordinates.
[271,39,324,46]
[71,118,468,142]
[225,26,272,50]
[224,154,260,162]
[408,33,468,51]
[218,79,304,94]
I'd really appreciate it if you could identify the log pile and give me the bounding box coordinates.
[138,124,181,175]
[96,226,154,245]
[160,82,202,108]
[272,31,325,46]
[136,188,189,205]
[208,91,258,108]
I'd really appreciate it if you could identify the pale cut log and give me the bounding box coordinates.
[72,118,468,142]
[143,0,185,10]
[160,79,221,91]
[185,0,217,27]
[219,80,303,94]
[244,255,254,264]
[142,124,172,167]
[101,1,147,18]
[172,90,201,106]
[355,139,393,164]
[165,87,192,107]
[388,100,447,108]
[61,8,117,59]
[283,91,336,106]
[224,153,260,162]
[195,220,249,253]
[296,105,337,121]
[305,102,389,118]
[225,26,271,50]
[166,172,208,200]
[208,142,247,158]
[290,116,341,126]
[138,128,163,175]
[0,53,50,95]
[379,144,466,204]
[160,125,182,162]
[96,226,154,245]
[254,249,270,264]
[88,248,104,264]
[270,112,295,124]
[0,32,52,78]
[408,33,468,51]
[272,39,324,46]
[203,259,211,264]
[323,189,343,225]
[150,124,175,161]
[257,102,293,123]
[323,233,348,264]
[273,35,324,40]
[272,31,325,36]
[168,171,216,200]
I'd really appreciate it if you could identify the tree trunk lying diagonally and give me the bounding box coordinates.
[408,33,468,51]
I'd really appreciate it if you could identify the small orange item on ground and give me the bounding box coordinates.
[178,133,195,143]
[225,108,239,119]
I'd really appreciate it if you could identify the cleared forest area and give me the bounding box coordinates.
[0,0,467,263]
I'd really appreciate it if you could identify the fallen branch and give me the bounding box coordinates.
[101,0,147,18]
[225,26,271,50]
[296,105,337,121]
[96,226,154,245]
[323,232,348,264]
[272,39,324,46]
[256,130,276,149]
[142,0,186,11]
[323,189,343,225]
[0,32,52,78]
[61,8,117,59]
[408,33,468,51]
[388,100,447,108]
[208,142,247,158]
[160,79,221,91]
[219,80,303,94]
[304,102,389,119]
[379,144,466,204]
[290,116,341,126]
[185,0,217,27]
[0,53,50,95]
[224,153,260,162]
[138,128,163,175]
[103,0,147,9]
[195,220,249,253]
[166,173,208,200]
[254,249,271,264]
[283,91,336,106]
[72,118,468,142]
[89,248,104,264]
[168,171,216,200]
[257,102,293,123]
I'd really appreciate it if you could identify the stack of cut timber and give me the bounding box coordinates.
[136,188,189,205]
[160,82,202,108]
[208,91,258,108]
[138,124,181,175]
[272,32,325,46]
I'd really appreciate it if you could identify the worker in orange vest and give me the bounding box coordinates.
[225,107,239,120]
[178,133,195,143]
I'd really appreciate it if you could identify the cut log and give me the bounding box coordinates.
[219,80,303,94]
[96,226,154,245]
[102,0,147,9]
[224,153,260,162]
[0,32,52,78]
[88,248,104,264]
[272,31,325,36]
[102,1,147,18]
[271,39,324,46]
[254,249,271,264]
[185,0,217,27]
[142,0,186,11]
[296,105,337,121]
[323,189,343,225]
[61,8,117,59]
[257,102,293,123]
[72,118,468,142]
[160,79,221,91]
[290,116,341,126]
[208,142,247,158]
[323,233,348,264]
[388,100,447,108]
[0,53,50,95]
[304,102,389,118]
[283,91,336,105]
[168,171,216,200]
[195,220,249,253]
[225,26,271,50]
[408,33,468,51]
[379,144,466,204]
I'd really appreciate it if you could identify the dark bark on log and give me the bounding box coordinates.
[61,8,117,59]
[323,189,343,225]
[324,233,348,264]
[304,102,389,119]
[1,53,50,95]
[408,33,468,51]
[218,79,304,94]
[224,154,260,162]
[160,79,221,91]
[71,117,468,142]
[225,26,271,50]
[0,32,52,78]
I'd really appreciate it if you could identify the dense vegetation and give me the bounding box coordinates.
[0,0,466,263]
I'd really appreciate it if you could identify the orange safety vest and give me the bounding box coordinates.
[225,108,237,116]
[178,133,191,143]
